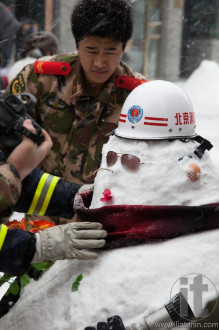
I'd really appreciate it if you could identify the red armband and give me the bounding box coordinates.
[34,61,72,75]
[115,75,147,90]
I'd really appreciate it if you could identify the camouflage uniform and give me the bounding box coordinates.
[8,54,146,185]
[0,162,21,218]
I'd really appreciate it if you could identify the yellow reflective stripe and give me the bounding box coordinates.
[27,173,60,216]
[27,173,50,214]
[32,174,54,214]
[38,176,60,215]
[0,224,8,251]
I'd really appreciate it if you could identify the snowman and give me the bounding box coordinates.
[2,81,219,330]
[90,80,217,208]
[75,80,219,249]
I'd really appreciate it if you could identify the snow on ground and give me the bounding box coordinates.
[180,60,219,165]
[1,230,219,330]
[1,60,219,329]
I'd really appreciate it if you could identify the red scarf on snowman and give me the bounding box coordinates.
[74,190,219,249]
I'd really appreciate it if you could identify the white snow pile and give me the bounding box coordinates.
[1,60,219,329]
[1,230,219,330]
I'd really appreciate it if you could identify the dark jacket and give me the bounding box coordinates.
[15,167,79,219]
[0,226,36,275]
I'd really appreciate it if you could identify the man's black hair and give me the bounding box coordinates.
[71,0,133,48]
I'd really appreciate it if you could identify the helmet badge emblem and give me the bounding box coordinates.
[127,106,143,123]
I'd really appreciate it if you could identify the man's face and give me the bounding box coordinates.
[78,35,124,87]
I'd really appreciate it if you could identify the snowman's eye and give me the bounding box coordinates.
[121,154,140,172]
[106,151,117,166]
[106,151,143,172]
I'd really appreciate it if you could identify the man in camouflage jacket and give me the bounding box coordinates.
[8,0,146,186]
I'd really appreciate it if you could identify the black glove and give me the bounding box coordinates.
[85,315,126,330]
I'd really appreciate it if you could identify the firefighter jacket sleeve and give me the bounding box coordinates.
[14,168,80,218]
[0,224,36,276]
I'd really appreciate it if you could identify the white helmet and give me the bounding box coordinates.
[115,80,197,140]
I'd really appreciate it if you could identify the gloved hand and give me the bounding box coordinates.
[32,222,107,262]
[78,183,94,193]
[85,315,126,330]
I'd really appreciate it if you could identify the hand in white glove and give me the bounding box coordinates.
[78,183,94,193]
[32,222,107,262]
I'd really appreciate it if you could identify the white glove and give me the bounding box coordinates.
[32,222,107,262]
[78,183,94,193]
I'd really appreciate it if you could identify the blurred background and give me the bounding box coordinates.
[1,0,219,81]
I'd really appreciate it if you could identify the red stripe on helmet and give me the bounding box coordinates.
[144,116,168,121]
[144,122,168,126]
